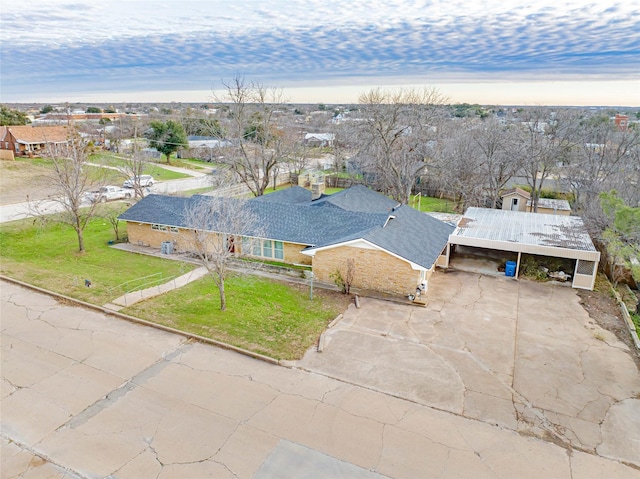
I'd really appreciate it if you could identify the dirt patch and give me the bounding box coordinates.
[578,273,640,367]
[0,159,57,204]
[285,280,354,313]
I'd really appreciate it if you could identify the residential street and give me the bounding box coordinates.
[2,279,638,478]
[0,173,212,224]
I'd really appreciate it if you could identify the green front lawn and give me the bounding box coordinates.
[0,215,348,360]
[144,164,192,181]
[89,153,193,181]
[0,216,193,305]
[124,274,346,360]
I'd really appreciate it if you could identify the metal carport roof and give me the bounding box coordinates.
[447,208,600,290]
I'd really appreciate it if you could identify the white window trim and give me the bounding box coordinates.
[242,237,284,260]
[151,224,178,233]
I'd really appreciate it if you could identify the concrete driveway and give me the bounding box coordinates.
[297,270,640,467]
[3,278,639,478]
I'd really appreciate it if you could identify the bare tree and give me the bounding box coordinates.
[32,131,103,252]
[565,117,640,215]
[181,195,261,310]
[435,120,486,211]
[214,76,298,196]
[118,147,152,199]
[352,87,448,204]
[514,108,577,212]
[101,204,128,241]
[471,119,522,208]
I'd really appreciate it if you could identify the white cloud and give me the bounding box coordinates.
[1,0,638,104]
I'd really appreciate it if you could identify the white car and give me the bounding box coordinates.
[123,175,154,188]
[84,185,132,203]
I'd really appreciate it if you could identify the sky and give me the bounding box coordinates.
[1,0,639,106]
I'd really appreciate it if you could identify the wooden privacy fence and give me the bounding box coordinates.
[289,173,364,189]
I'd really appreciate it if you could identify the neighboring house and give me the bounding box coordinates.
[500,188,571,215]
[177,136,234,160]
[614,114,629,131]
[304,133,335,147]
[118,185,454,297]
[0,125,69,157]
[32,112,143,125]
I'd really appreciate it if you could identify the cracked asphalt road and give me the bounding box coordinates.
[1,277,638,478]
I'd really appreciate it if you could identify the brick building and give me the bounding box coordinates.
[119,185,454,297]
[0,125,69,157]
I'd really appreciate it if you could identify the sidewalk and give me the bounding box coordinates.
[103,266,209,311]
[156,163,211,177]
[109,242,419,306]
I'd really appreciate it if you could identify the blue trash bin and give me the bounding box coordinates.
[505,261,517,277]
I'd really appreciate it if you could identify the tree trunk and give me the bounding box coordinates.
[218,278,226,311]
[76,228,85,253]
[165,153,171,164]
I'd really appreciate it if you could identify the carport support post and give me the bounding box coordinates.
[515,251,522,278]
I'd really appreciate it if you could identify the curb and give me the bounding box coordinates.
[610,286,640,351]
[317,313,344,353]
[0,275,280,365]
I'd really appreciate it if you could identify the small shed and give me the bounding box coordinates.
[501,187,530,212]
[447,207,600,290]
[501,188,572,216]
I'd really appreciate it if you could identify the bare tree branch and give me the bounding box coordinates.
[351,87,448,203]
[180,195,262,310]
[213,75,299,196]
[30,131,103,252]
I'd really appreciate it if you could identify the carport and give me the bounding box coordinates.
[445,207,600,290]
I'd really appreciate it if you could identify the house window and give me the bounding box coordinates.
[151,224,178,233]
[274,241,284,260]
[251,239,261,256]
[242,237,284,260]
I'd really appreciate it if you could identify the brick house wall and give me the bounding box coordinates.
[126,222,179,247]
[126,222,312,265]
[312,245,422,295]
[283,242,312,265]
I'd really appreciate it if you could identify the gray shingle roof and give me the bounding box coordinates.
[119,186,454,269]
[251,186,312,204]
[310,184,399,213]
[119,194,191,227]
[361,205,454,268]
